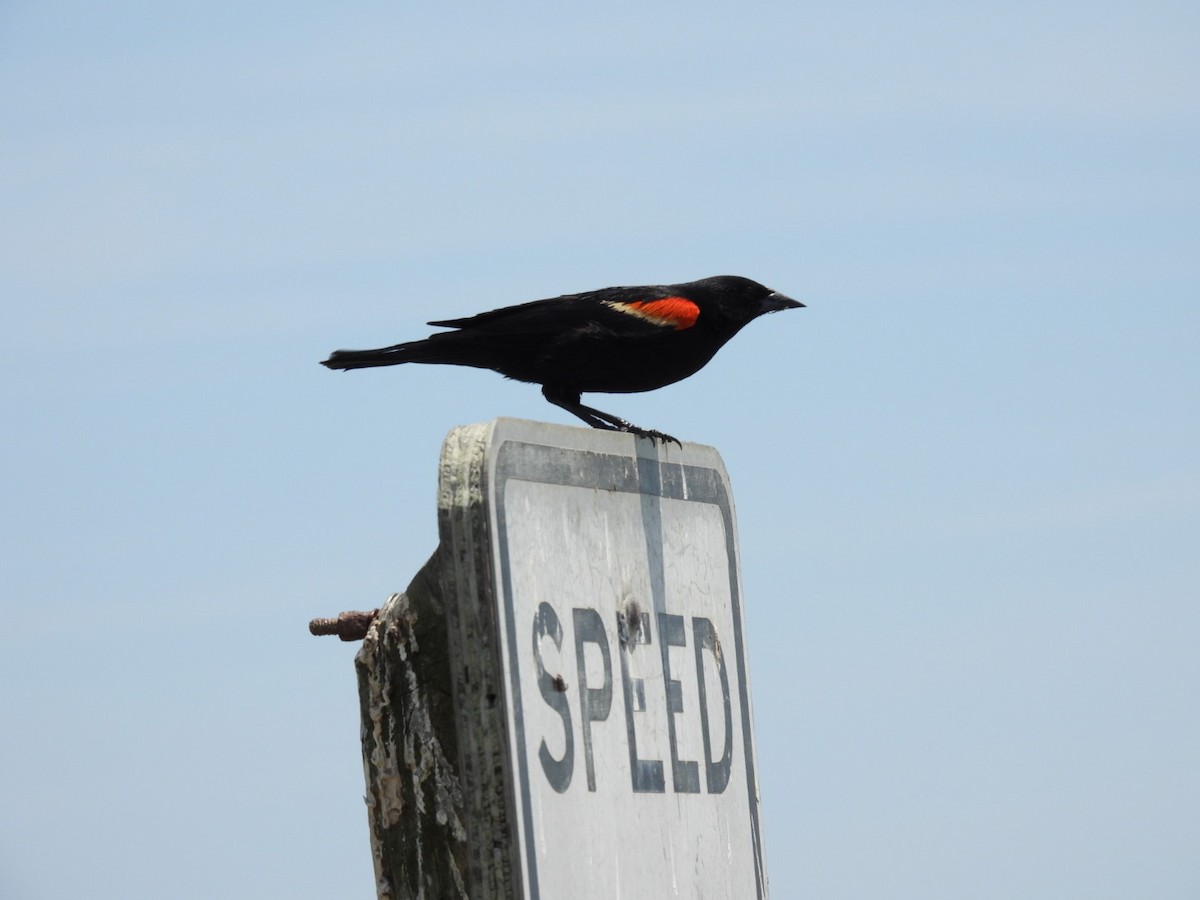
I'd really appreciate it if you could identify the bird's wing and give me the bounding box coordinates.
[426,286,701,336]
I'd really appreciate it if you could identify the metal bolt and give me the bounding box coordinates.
[309,609,379,641]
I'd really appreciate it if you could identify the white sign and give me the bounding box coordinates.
[482,420,767,899]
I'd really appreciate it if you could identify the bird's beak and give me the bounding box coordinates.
[761,291,804,313]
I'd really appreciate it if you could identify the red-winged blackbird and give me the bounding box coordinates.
[321,274,802,444]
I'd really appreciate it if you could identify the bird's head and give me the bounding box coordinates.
[684,275,803,330]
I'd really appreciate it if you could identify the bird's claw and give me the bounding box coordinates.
[621,424,682,448]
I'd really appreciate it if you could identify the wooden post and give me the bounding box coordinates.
[355,552,467,899]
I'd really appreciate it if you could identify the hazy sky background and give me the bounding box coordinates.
[2,1,1198,897]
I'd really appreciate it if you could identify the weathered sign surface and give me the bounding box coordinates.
[439,419,767,899]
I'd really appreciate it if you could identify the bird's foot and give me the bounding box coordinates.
[544,388,684,447]
[619,423,682,448]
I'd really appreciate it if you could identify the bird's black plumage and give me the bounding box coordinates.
[321,274,803,444]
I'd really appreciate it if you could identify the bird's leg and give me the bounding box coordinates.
[541,386,681,447]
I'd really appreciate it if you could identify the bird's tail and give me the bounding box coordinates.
[321,341,441,371]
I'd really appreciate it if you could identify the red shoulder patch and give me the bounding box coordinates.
[604,296,700,330]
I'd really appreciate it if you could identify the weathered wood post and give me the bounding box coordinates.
[349,418,768,898]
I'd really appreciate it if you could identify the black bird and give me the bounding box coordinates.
[321,274,803,445]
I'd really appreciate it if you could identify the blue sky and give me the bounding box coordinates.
[2,1,1198,897]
